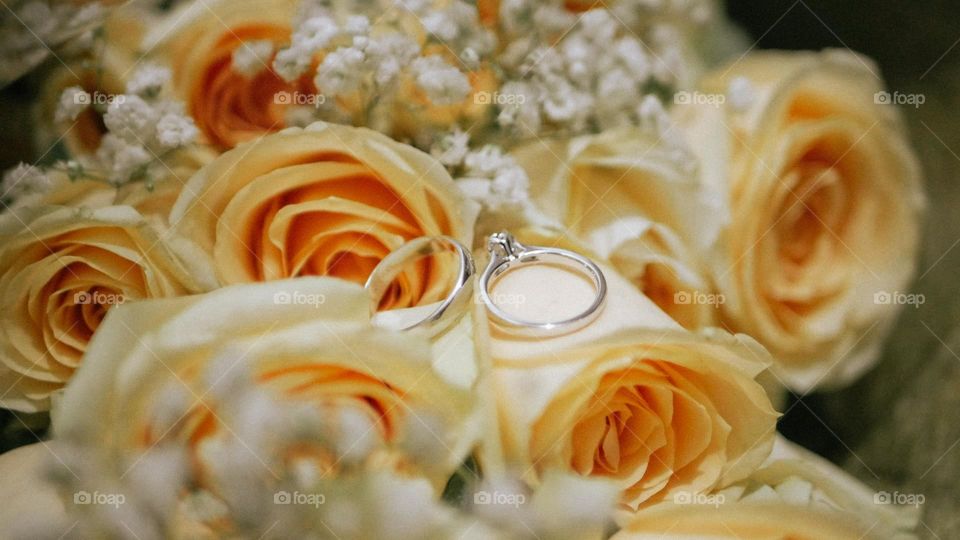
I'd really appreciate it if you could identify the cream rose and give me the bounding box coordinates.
[0,205,200,412]
[716,436,920,539]
[0,443,70,537]
[676,50,925,391]
[170,122,478,309]
[511,129,720,330]
[152,0,310,150]
[53,279,480,515]
[488,244,778,512]
[611,503,886,539]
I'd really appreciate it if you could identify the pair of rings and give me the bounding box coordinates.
[364,231,607,337]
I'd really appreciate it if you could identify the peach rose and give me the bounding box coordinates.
[488,246,778,511]
[511,129,720,330]
[0,443,70,537]
[0,204,200,411]
[612,503,888,539]
[170,122,478,309]
[719,436,920,538]
[155,0,310,149]
[53,279,480,510]
[676,50,925,391]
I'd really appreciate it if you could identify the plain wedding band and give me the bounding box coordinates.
[479,231,607,337]
[364,236,474,336]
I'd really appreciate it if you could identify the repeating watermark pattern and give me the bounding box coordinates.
[474,91,526,105]
[74,291,126,306]
[674,291,725,307]
[74,91,125,106]
[473,489,527,508]
[874,490,925,508]
[74,490,126,508]
[274,490,326,508]
[674,91,726,107]
[672,491,726,508]
[475,291,527,309]
[272,291,327,308]
[274,90,326,108]
[873,290,925,308]
[874,91,925,108]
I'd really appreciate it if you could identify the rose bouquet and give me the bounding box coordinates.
[0,0,925,539]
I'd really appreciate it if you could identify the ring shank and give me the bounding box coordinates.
[481,246,607,337]
[365,236,474,335]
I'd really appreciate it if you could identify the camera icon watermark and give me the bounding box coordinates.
[672,490,725,508]
[475,91,526,106]
[473,489,526,508]
[272,291,326,308]
[274,90,326,108]
[475,291,526,309]
[274,490,325,508]
[874,491,925,508]
[874,91,925,108]
[73,490,126,508]
[873,290,924,308]
[75,91,125,107]
[74,290,126,306]
[674,91,726,107]
[674,290,725,307]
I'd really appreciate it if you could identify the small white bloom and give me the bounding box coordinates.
[97,134,153,185]
[155,113,198,149]
[728,76,757,112]
[532,4,576,33]
[332,406,380,464]
[410,55,471,106]
[464,145,510,178]
[365,34,421,87]
[126,64,171,97]
[231,40,275,77]
[431,129,470,166]
[103,95,159,144]
[637,93,669,131]
[273,15,341,81]
[343,15,370,36]
[315,46,366,96]
[542,90,580,123]
[273,45,310,82]
[461,47,480,69]
[55,86,90,123]
[1,163,50,201]
[490,165,530,204]
[422,11,458,42]
[299,14,341,49]
[613,37,650,80]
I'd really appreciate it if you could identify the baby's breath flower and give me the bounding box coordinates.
[103,95,159,144]
[155,113,199,149]
[96,133,153,185]
[55,86,91,124]
[316,46,367,96]
[431,129,471,166]
[231,40,275,77]
[728,75,757,112]
[410,55,471,106]
[125,64,171,98]
[1,163,50,203]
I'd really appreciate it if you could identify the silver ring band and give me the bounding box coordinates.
[365,236,474,336]
[479,232,607,337]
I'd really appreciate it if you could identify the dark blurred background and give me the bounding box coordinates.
[725,1,960,537]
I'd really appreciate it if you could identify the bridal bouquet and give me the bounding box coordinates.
[0,0,925,539]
